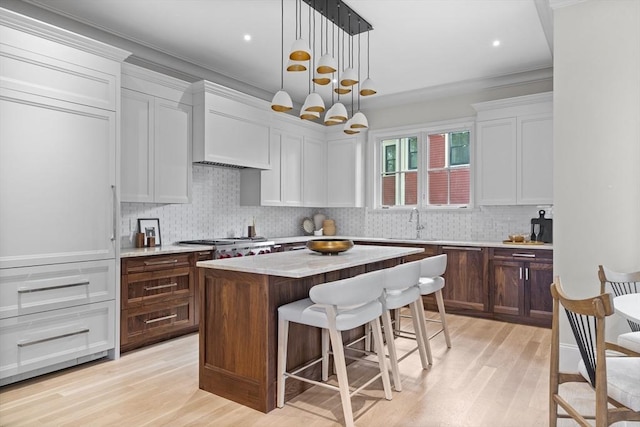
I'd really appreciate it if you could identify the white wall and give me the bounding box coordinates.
[553,0,640,349]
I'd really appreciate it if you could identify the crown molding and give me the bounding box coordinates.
[548,0,588,10]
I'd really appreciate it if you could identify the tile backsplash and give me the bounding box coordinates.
[121,164,549,247]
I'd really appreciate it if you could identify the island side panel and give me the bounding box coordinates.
[199,268,271,412]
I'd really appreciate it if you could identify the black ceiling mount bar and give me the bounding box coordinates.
[301,0,373,35]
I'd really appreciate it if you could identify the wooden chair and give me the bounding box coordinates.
[277,269,392,427]
[598,264,640,332]
[549,277,640,427]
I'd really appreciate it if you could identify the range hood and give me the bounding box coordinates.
[192,80,272,170]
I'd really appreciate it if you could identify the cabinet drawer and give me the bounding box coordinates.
[492,248,552,261]
[123,253,191,274]
[120,297,194,350]
[0,260,116,319]
[122,266,192,309]
[0,300,115,380]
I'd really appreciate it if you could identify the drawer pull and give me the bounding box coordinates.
[144,283,178,291]
[442,246,482,251]
[513,253,536,258]
[17,280,90,293]
[143,259,179,266]
[17,328,90,347]
[144,314,177,324]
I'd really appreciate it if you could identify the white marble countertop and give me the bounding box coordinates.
[121,236,552,258]
[272,235,553,250]
[196,244,424,278]
[120,244,213,258]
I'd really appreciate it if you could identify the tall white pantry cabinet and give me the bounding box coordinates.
[0,9,129,385]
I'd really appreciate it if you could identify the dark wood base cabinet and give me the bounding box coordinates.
[120,250,213,352]
[489,248,553,328]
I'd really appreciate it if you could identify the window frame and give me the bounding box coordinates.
[368,119,475,211]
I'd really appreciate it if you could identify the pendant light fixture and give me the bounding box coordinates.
[271,0,293,112]
[343,90,359,134]
[315,0,337,76]
[350,29,368,128]
[359,29,377,96]
[302,0,324,114]
[334,25,351,95]
[289,0,311,61]
[312,8,333,85]
[340,12,358,87]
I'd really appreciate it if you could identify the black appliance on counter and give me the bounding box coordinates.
[531,210,552,243]
[178,237,275,259]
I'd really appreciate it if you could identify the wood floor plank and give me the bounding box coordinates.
[0,314,556,427]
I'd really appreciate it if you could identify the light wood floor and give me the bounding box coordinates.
[0,313,556,426]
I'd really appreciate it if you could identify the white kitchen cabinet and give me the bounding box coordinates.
[303,136,327,206]
[240,118,326,207]
[326,134,365,207]
[192,80,271,169]
[121,65,192,203]
[0,9,128,385]
[474,93,553,205]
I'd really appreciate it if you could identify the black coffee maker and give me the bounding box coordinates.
[531,210,552,243]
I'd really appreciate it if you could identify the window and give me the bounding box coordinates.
[376,124,471,208]
[381,137,418,206]
[427,130,470,205]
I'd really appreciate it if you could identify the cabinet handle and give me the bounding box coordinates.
[144,314,177,324]
[143,259,179,266]
[111,185,117,242]
[519,267,523,280]
[17,328,90,347]
[144,283,178,291]
[17,280,90,293]
[525,267,529,281]
[512,253,536,258]
[198,252,211,256]
[442,246,482,251]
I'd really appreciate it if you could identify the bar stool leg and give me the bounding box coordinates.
[327,327,355,427]
[277,317,289,408]
[321,328,330,381]
[409,299,431,368]
[381,309,403,391]
[435,289,451,348]
[370,317,393,400]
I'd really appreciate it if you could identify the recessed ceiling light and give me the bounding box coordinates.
[493,40,501,47]
[244,34,251,42]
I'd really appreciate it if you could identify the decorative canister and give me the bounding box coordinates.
[322,219,336,236]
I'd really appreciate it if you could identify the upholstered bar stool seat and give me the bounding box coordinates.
[618,331,640,354]
[277,269,392,427]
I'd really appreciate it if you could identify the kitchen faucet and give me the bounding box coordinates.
[408,207,425,239]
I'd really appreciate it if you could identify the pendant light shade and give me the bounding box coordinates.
[312,72,331,85]
[340,67,358,86]
[271,90,293,112]
[300,109,320,121]
[343,118,360,134]
[289,38,311,61]
[317,53,337,74]
[326,102,348,122]
[350,111,368,128]
[324,116,342,126]
[302,92,325,112]
[334,85,351,95]
[359,77,377,96]
[287,59,307,72]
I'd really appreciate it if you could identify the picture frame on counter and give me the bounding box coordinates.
[138,218,161,246]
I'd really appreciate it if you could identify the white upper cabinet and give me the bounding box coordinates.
[192,81,271,169]
[326,133,365,208]
[303,136,327,207]
[121,64,192,204]
[474,92,553,205]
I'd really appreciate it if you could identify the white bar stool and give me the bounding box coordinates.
[394,254,451,350]
[276,269,392,427]
[379,261,432,392]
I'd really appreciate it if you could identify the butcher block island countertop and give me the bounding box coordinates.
[196,244,423,413]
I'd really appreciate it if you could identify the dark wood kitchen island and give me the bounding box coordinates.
[196,244,423,413]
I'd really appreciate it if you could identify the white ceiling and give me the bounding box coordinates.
[20,0,554,109]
